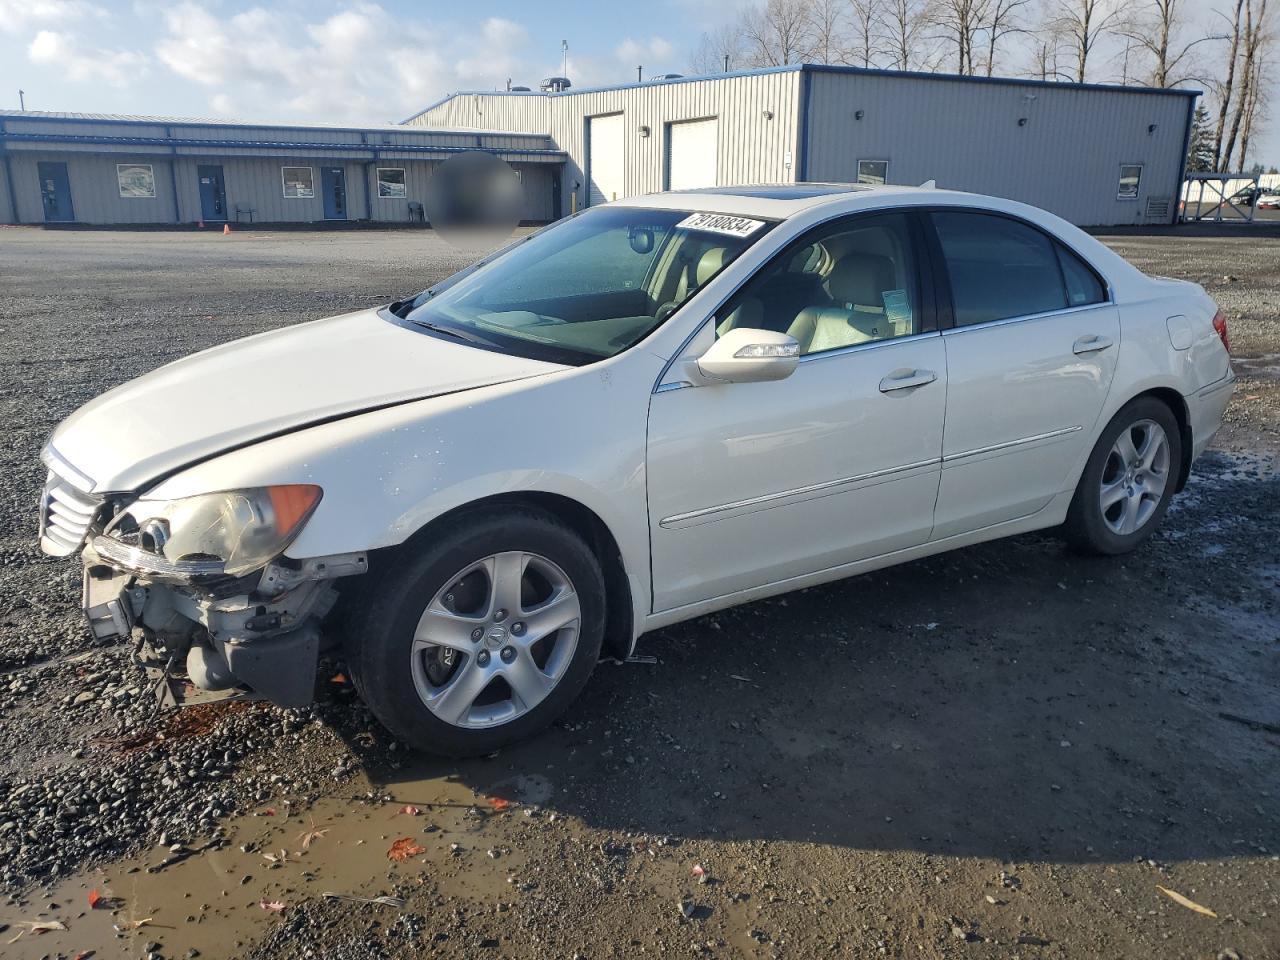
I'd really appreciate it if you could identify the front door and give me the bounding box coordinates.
[647,212,946,612]
[37,162,74,222]
[321,166,347,220]
[197,165,226,222]
[927,210,1121,539]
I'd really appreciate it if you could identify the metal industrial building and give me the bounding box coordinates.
[1,64,1196,228]
[407,64,1197,227]
[0,111,563,226]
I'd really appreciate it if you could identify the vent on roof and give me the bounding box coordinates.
[1145,197,1172,222]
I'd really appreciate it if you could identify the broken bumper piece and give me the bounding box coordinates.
[81,540,366,709]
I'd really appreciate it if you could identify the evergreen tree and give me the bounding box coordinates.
[1186,105,1216,173]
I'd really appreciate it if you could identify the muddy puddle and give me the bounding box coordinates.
[5,766,547,959]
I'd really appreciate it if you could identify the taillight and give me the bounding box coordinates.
[1212,310,1230,353]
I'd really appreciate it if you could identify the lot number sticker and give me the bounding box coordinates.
[676,213,766,238]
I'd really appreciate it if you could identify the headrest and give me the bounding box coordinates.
[697,247,728,286]
[828,252,894,306]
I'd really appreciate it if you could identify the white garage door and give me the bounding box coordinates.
[587,113,624,206]
[666,118,718,191]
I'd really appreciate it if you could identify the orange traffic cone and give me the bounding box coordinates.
[222,223,231,236]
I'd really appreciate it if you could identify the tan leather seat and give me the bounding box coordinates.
[786,252,898,354]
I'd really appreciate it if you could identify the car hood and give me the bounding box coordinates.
[49,309,565,493]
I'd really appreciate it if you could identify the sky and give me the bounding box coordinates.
[0,0,1274,165]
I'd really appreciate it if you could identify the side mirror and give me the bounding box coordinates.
[628,226,654,254]
[697,328,800,383]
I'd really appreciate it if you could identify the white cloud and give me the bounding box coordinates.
[615,36,676,67]
[28,29,147,87]
[0,0,103,34]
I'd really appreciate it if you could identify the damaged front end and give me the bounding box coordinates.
[41,449,365,708]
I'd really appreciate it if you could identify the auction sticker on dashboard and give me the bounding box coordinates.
[676,213,766,238]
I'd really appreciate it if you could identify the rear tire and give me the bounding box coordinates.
[347,507,605,757]
[1064,397,1182,556]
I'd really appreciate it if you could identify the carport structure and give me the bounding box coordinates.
[0,111,565,226]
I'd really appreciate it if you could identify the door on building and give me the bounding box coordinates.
[37,162,74,223]
[321,166,347,220]
[586,113,624,206]
[197,165,227,222]
[665,118,718,191]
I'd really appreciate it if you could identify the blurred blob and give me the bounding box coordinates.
[425,152,523,253]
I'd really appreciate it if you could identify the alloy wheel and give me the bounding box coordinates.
[1099,418,1171,536]
[410,551,581,729]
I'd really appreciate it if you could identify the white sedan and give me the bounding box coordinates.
[40,184,1235,755]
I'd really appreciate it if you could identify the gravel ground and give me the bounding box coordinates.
[0,224,1276,959]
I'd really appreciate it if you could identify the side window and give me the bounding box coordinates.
[1056,243,1106,307]
[932,212,1068,326]
[716,213,920,357]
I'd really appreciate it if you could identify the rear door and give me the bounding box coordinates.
[928,210,1120,539]
[586,113,624,206]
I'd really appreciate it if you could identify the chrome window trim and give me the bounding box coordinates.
[797,329,941,364]
[940,301,1114,337]
[943,425,1083,464]
[659,456,940,529]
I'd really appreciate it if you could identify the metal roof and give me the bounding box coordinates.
[403,62,1200,124]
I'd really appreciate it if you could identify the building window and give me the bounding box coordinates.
[116,163,155,198]
[282,166,315,199]
[857,160,888,185]
[377,168,406,198]
[1118,164,1143,200]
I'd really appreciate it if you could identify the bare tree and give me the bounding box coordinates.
[807,0,848,63]
[845,0,886,66]
[740,0,818,66]
[1049,0,1120,82]
[1237,51,1267,169]
[1222,0,1268,170]
[690,24,747,74]
[883,0,934,69]
[981,0,1033,75]
[1117,0,1224,88]
[929,0,993,74]
[1212,0,1246,167]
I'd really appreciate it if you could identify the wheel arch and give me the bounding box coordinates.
[362,491,636,661]
[1127,386,1194,492]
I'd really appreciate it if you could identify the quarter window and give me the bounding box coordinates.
[716,213,920,356]
[1057,244,1106,306]
[932,211,1071,326]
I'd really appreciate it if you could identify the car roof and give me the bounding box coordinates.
[614,183,963,218]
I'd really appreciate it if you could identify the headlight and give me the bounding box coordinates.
[106,485,322,578]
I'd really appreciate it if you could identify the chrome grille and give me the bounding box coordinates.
[39,470,103,557]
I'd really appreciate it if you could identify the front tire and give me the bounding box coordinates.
[348,508,606,756]
[1064,397,1182,555]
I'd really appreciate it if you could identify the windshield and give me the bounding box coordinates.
[400,206,773,365]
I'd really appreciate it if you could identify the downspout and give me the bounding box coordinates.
[0,119,21,225]
[796,65,813,183]
[1172,94,1197,225]
[165,125,181,224]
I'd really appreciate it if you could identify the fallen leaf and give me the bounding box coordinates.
[329,673,347,684]
[74,951,95,960]
[1157,885,1218,918]
[260,899,287,913]
[387,837,428,861]
[488,797,512,811]
[691,864,706,878]
[297,816,330,850]
[263,849,289,865]
[261,807,277,817]
[112,917,154,932]
[88,888,104,909]
[398,805,422,816]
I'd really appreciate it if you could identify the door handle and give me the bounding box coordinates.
[878,369,937,393]
[1073,335,1114,355]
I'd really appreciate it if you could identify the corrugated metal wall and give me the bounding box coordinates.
[409,73,804,213]
[0,112,563,225]
[804,71,1193,226]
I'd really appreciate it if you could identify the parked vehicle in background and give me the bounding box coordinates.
[1256,192,1280,209]
[39,184,1235,756]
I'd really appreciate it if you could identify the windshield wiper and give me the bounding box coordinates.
[407,318,495,347]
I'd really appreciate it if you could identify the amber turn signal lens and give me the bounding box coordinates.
[267,484,323,535]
